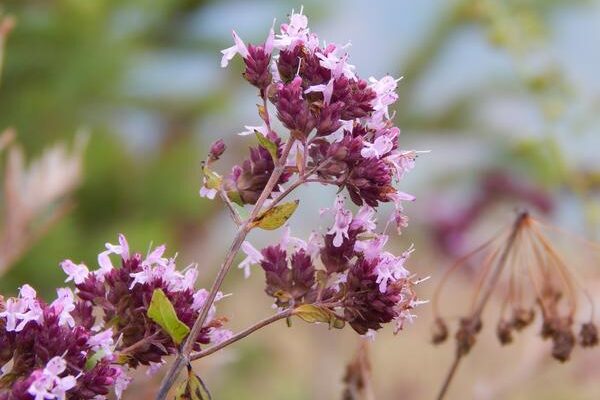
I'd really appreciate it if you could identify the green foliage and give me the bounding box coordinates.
[252,200,299,230]
[147,288,190,345]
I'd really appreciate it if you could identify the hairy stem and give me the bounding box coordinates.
[156,138,294,400]
[190,308,293,361]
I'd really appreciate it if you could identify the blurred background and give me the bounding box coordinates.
[1,0,600,398]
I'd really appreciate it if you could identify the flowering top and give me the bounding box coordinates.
[202,8,420,235]
[0,235,230,400]
[198,8,425,340]
[240,196,424,336]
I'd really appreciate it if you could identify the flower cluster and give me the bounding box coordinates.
[197,9,425,339]
[241,196,422,337]
[0,235,230,399]
[203,8,421,232]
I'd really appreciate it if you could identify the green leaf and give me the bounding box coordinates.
[255,131,278,162]
[294,304,346,330]
[175,365,212,400]
[293,304,332,324]
[252,200,299,230]
[147,289,190,345]
[202,166,222,190]
[84,350,106,370]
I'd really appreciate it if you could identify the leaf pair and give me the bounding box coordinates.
[293,304,345,329]
[175,365,212,400]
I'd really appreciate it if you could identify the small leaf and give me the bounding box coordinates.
[255,131,278,162]
[227,190,244,206]
[85,350,106,370]
[252,200,299,230]
[329,316,346,330]
[175,365,212,400]
[202,166,222,190]
[293,304,332,324]
[147,289,190,345]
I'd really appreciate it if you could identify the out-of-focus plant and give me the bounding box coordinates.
[0,14,86,277]
[0,129,87,276]
[432,212,598,399]
[342,340,375,400]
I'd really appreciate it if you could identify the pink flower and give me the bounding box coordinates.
[0,285,43,332]
[209,328,234,345]
[274,7,317,50]
[354,234,388,261]
[238,241,264,278]
[221,30,249,68]
[305,78,334,105]
[61,259,89,285]
[199,182,218,200]
[27,357,77,400]
[88,328,115,356]
[328,196,353,247]
[369,75,401,117]
[113,366,131,400]
[238,124,269,136]
[361,134,394,159]
[50,288,76,328]
[317,52,356,80]
[351,205,376,232]
[97,237,130,280]
[146,360,166,377]
[0,298,26,331]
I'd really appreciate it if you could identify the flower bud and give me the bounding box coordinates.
[209,139,226,161]
[579,322,598,348]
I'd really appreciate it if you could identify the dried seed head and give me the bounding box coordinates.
[431,317,448,345]
[550,318,575,362]
[541,317,558,340]
[455,317,482,356]
[511,307,535,331]
[496,319,513,345]
[579,322,598,348]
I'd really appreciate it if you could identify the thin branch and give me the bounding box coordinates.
[219,188,242,225]
[190,308,293,361]
[436,212,528,400]
[155,138,295,400]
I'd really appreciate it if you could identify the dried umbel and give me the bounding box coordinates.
[0,235,230,399]
[432,212,598,399]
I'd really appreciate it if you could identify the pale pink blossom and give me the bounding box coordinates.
[27,357,77,400]
[238,124,269,136]
[61,259,89,285]
[369,75,401,117]
[328,196,353,247]
[113,366,131,400]
[305,78,334,105]
[199,182,218,200]
[317,52,356,80]
[351,205,376,232]
[354,234,388,261]
[361,133,394,159]
[51,288,76,328]
[209,328,234,345]
[88,328,115,356]
[238,241,264,278]
[221,30,249,68]
[146,360,166,377]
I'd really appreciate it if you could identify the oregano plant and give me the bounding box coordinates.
[0,9,425,399]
